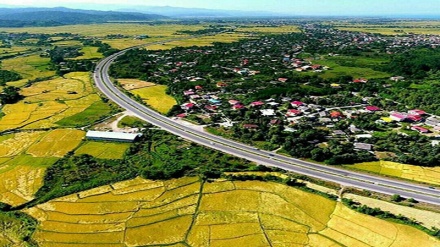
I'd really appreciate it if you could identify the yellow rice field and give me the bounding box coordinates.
[0,72,102,131]
[0,158,56,206]
[348,161,440,185]
[26,129,85,158]
[131,85,177,114]
[25,177,440,247]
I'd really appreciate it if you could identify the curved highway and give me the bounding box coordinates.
[94,43,440,206]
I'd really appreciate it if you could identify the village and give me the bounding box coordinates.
[110,23,440,166]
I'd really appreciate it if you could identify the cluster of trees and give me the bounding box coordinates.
[370,132,440,167]
[0,70,21,86]
[0,86,22,104]
[176,26,229,35]
[82,39,119,57]
[387,48,440,78]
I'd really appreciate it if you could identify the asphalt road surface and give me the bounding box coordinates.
[94,44,440,206]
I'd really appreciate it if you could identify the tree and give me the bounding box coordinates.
[0,86,22,104]
[391,194,403,202]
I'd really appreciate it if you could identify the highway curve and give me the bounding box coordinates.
[93,42,440,206]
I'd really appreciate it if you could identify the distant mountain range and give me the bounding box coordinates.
[117,5,280,18]
[0,7,165,27]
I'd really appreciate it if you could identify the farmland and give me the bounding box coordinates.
[23,177,440,247]
[1,54,55,84]
[131,84,177,114]
[0,72,113,130]
[347,161,440,185]
[26,129,85,158]
[75,141,130,159]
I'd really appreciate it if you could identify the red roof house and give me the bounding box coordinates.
[286,109,302,117]
[291,101,304,107]
[330,111,343,118]
[181,103,195,111]
[278,78,288,83]
[408,109,426,116]
[411,126,429,133]
[366,106,381,112]
[250,101,265,107]
[195,85,203,90]
[228,99,240,105]
[243,124,259,129]
[408,115,422,122]
[233,104,245,110]
[390,112,407,122]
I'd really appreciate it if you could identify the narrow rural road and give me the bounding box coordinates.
[93,40,440,206]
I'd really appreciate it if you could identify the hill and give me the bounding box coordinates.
[0,7,165,27]
[118,5,279,18]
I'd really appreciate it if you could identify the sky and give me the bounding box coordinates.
[1,0,439,16]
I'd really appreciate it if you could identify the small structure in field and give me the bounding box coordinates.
[86,131,142,143]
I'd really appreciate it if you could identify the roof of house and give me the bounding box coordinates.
[86,131,142,141]
[330,111,343,118]
[251,101,265,106]
[354,142,373,151]
[291,101,304,106]
[366,106,381,111]
[411,126,429,133]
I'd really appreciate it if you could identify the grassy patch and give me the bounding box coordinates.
[56,100,113,127]
[75,141,130,159]
[131,85,177,114]
[70,46,103,60]
[1,54,55,82]
[117,115,146,128]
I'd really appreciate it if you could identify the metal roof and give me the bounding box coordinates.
[86,131,142,141]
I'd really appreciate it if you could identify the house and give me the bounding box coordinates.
[333,130,346,136]
[183,90,195,96]
[243,124,259,129]
[426,116,440,127]
[267,102,280,107]
[408,109,426,116]
[281,97,292,102]
[411,126,430,133]
[390,76,405,81]
[251,101,265,107]
[330,111,343,118]
[286,109,302,117]
[204,105,217,112]
[176,113,187,118]
[195,85,203,90]
[209,99,222,105]
[269,119,282,126]
[86,131,142,143]
[354,143,373,151]
[260,109,276,116]
[390,112,407,122]
[278,78,288,83]
[407,114,422,122]
[216,82,228,88]
[291,101,304,107]
[331,83,341,88]
[232,104,245,110]
[365,106,381,112]
[228,99,240,105]
[352,78,368,83]
[181,103,195,111]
